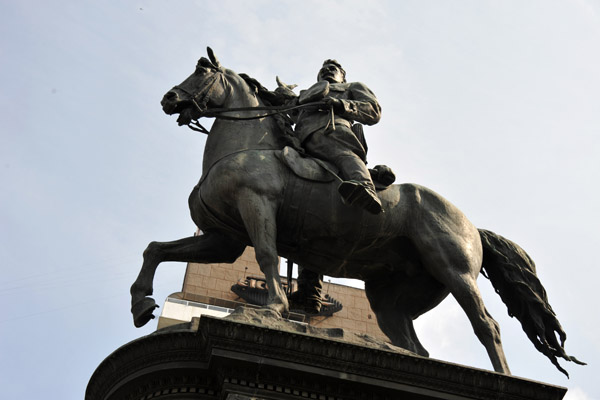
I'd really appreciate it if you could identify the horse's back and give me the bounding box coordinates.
[391,183,482,276]
[388,183,476,230]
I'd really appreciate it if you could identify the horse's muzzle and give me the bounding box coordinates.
[161,90,185,115]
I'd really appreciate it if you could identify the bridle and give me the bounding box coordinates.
[172,71,223,134]
[172,70,327,134]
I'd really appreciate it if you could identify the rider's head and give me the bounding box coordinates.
[318,60,346,84]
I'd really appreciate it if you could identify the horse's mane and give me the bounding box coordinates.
[239,73,288,106]
[239,73,304,153]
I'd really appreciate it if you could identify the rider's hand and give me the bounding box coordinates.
[323,97,344,113]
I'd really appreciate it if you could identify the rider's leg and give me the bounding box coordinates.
[334,152,382,211]
[304,128,382,214]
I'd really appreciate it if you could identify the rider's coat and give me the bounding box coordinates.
[294,82,381,144]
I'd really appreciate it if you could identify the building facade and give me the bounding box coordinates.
[158,246,387,341]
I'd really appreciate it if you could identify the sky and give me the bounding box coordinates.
[1,1,599,399]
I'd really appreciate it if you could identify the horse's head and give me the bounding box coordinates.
[161,48,227,126]
[161,47,259,128]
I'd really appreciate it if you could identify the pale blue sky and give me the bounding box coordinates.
[1,1,599,399]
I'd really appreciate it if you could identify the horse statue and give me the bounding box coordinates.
[130,47,583,376]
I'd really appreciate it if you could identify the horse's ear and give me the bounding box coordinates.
[207,47,221,69]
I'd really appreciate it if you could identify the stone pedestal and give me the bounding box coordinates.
[86,310,566,400]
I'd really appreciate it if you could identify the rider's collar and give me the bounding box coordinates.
[329,82,351,91]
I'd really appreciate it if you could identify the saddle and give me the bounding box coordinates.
[276,145,396,190]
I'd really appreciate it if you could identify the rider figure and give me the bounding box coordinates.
[293,59,383,214]
[286,60,383,313]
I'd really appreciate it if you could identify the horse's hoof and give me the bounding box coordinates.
[255,306,281,320]
[264,303,288,318]
[131,297,159,328]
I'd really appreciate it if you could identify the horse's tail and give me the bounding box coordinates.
[478,229,585,377]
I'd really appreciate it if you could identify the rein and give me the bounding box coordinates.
[174,71,326,134]
[203,102,324,119]
[189,102,326,134]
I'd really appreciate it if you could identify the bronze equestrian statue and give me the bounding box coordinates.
[130,47,583,377]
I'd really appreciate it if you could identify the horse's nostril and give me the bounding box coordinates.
[165,91,177,100]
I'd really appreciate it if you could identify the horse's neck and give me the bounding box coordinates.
[202,96,281,176]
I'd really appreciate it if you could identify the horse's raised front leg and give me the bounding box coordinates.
[130,231,245,327]
[237,192,288,315]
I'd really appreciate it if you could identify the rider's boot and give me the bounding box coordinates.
[288,290,322,314]
[338,180,383,214]
[289,267,323,314]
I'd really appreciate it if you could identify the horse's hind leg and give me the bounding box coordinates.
[446,273,510,374]
[130,230,245,327]
[365,273,448,357]
[368,305,428,356]
[420,233,511,374]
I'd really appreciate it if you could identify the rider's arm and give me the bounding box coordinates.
[338,82,381,126]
